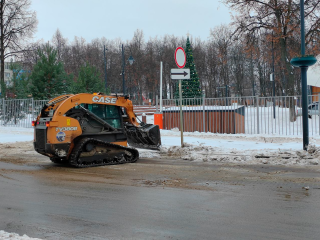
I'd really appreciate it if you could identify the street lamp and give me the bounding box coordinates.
[121,44,125,95]
[290,0,317,150]
[104,45,108,93]
[128,55,134,65]
[121,44,135,96]
[128,55,134,96]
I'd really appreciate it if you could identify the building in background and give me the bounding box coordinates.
[307,55,320,102]
[3,61,13,87]
[0,61,14,97]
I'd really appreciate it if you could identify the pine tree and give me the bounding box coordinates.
[12,72,30,99]
[8,62,31,99]
[30,44,72,100]
[174,36,202,104]
[71,63,104,94]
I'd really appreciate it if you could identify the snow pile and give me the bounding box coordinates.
[0,230,42,240]
[154,143,320,165]
[163,143,219,161]
[137,128,320,166]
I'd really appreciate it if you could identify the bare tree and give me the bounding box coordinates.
[51,29,67,62]
[0,0,37,90]
[210,25,232,96]
[223,0,320,121]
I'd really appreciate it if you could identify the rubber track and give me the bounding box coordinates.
[68,138,139,168]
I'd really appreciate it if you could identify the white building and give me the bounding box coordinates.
[3,61,13,86]
[0,61,14,96]
[307,55,320,101]
[307,56,320,87]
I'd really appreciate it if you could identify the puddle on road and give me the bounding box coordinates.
[276,186,313,202]
[0,160,45,171]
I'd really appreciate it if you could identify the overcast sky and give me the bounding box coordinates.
[30,0,232,43]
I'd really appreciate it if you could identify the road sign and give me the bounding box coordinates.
[174,47,186,68]
[171,68,190,79]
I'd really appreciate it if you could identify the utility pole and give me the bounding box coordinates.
[252,82,255,96]
[104,45,107,93]
[122,44,125,95]
[272,33,276,119]
[225,85,228,105]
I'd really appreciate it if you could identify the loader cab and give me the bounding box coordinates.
[80,104,123,129]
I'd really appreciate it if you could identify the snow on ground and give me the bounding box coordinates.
[138,114,320,166]
[142,129,320,165]
[0,127,33,143]
[3,110,316,166]
[1,124,320,166]
[0,230,41,240]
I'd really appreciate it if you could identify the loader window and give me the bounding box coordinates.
[91,105,105,119]
[86,104,122,129]
[105,105,122,129]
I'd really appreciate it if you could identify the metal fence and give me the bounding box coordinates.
[162,94,320,136]
[0,98,47,128]
[1,95,320,136]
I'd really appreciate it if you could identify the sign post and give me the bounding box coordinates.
[170,69,190,79]
[172,47,189,148]
[160,61,163,112]
[179,79,184,147]
[154,61,164,130]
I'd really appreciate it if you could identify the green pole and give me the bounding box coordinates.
[300,0,309,150]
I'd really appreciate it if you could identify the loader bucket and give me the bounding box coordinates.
[126,124,161,150]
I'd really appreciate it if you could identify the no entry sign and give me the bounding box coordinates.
[174,47,186,68]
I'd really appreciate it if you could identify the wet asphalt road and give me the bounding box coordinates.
[0,156,320,240]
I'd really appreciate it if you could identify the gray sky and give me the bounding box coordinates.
[30,0,232,43]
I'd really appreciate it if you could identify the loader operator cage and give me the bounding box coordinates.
[79,103,122,129]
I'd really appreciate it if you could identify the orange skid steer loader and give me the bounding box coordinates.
[33,93,161,167]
